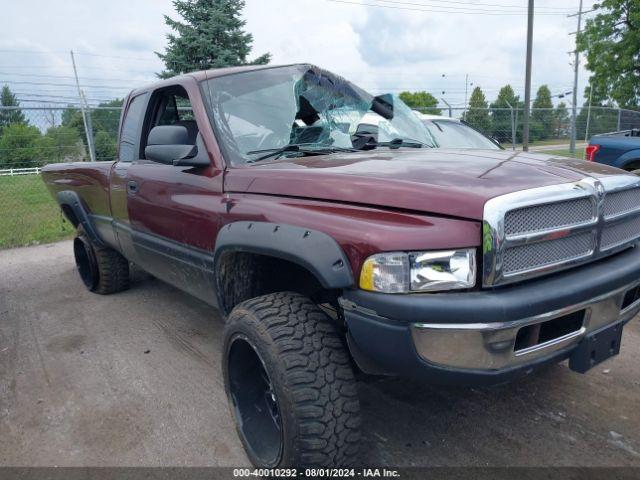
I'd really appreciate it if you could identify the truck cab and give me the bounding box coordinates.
[42,64,640,469]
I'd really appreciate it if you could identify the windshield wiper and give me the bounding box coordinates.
[246,144,357,163]
[375,138,430,149]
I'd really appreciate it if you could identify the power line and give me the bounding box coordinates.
[0,64,157,74]
[326,0,572,15]
[366,0,573,13]
[0,79,131,90]
[14,92,120,101]
[0,71,155,83]
[0,49,160,63]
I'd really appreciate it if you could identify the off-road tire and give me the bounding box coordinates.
[223,292,361,468]
[75,227,130,294]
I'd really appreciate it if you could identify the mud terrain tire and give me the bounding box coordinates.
[223,292,360,467]
[73,227,130,294]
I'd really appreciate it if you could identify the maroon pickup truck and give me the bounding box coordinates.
[42,64,640,468]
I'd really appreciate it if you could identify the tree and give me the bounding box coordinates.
[490,85,520,143]
[0,85,26,133]
[553,102,570,138]
[156,0,271,78]
[61,99,123,151]
[91,99,124,137]
[39,126,84,163]
[576,87,619,139]
[465,87,491,134]
[0,124,41,168]
[531,85,554,141]
[576,0,640,109]
[61,105,80,127]
[398,91,442,115]
[94,131,117,161]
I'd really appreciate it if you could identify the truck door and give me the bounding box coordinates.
[124,83,225,305]
[109,92,149,263]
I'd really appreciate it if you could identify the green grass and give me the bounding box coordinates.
[543,148,582,159]
[0,175,74,249]
[515,138,573,149]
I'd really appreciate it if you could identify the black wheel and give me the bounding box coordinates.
[223,292,360,468]
[73,227,130,294]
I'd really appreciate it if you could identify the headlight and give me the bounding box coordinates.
[359,249,476,293]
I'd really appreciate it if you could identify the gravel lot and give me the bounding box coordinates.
[1,240,640,467]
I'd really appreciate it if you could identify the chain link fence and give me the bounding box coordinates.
[0,106,120,248]
[416,105,640,156]
[0,104,639,248]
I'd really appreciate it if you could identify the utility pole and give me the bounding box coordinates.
[584,82,594,157]
[440,98,453,118]
[505,99,516,151]
[463,74,469,120]
[70,50,96,162]
[522,0,534,152]
[569,0,583,156]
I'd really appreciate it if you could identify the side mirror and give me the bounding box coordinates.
[144,125,209,167]
[371,93,394,120]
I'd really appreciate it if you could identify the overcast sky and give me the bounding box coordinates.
[1,0,591,109]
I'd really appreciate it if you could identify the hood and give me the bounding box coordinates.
[224,149,625,220]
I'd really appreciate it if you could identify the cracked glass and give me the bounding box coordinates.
[202,64,435,165]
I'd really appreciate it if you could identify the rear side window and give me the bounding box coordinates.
[119,93,148,162]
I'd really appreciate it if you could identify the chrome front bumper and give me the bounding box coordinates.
[411,280,640,370]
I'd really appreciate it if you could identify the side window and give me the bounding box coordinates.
[119,93,148,162]
[142,87,199,155]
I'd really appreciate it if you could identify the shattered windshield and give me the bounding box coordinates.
[202,64,435,165]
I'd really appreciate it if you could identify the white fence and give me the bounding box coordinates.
[0,167,41,176]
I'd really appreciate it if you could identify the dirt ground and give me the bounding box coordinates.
[1,241,639,467]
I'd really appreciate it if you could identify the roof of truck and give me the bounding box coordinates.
[189,63,291,81]
[130,64,313,96]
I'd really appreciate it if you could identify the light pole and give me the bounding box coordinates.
[522,0,534,152]
[569,0,584,155]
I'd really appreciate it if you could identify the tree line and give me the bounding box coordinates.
[0,85,122,169]
[400,86,574,143]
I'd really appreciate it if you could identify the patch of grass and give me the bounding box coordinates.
[543,149,582,159]
[516,138,573,148]
[0,175,74,249]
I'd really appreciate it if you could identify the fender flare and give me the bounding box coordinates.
[616,149,640,170]
[213,221,355,294]
[56,190,105,247]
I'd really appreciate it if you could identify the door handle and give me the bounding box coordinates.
[127,180,138,193]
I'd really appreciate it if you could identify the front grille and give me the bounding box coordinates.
[603,188,640,219]
[602,215,640,250]
[502,232,595,275]
[504,198,594,237]
[483,177,640,287]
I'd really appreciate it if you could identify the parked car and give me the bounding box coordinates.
[356,109,501,150]
[586,129,640,172]
[42,64,640,468]
[416,113,502,150]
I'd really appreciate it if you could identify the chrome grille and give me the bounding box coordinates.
[502,233,595,275]
[602,216,640,251]
[504,198,594,237]
[483,176,640,287]
[603,188,640,219]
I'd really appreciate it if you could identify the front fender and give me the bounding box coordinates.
[213,221,355,290]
